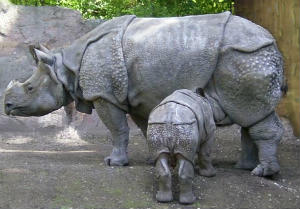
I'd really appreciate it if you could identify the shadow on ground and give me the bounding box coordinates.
[0,117,299,209]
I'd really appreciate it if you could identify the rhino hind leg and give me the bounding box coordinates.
[249,112,283,176]
[214,45,284,176]
[177,155,196,204]
[235,127,259,170]
[94,99,129,166]
[155,153,173,203]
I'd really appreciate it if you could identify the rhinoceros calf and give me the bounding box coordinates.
[147,89,216,204]
[4,12,285,177]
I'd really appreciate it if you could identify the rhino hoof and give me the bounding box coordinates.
[198,167,216,177]
[179,191,196,205]
[156,191,173,203]
[251,163,280,177]
[104,155,129,166]
[235,160,258,171]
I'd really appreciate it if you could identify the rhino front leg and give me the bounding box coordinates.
[94,99,129,166]
[248,112,283,177]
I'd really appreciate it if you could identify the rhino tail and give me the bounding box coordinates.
[280,75,288,96]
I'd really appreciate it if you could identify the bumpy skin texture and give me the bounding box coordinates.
[214,45,283,127]
[147,90,216,204]
[147,90,216,162]
[3,13,285,177]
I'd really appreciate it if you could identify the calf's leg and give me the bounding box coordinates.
[155,153,173,202]
[177,155,196,204]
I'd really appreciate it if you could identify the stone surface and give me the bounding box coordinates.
[0,0,104,133]
[0,118,299,209]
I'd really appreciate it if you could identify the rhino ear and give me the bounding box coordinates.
[40,62,60,84]
[29,44,52,65]
[29,45,38,64]
[34,49,54,66]
[37,43,50,53]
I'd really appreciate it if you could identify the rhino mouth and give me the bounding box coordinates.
[10,110,30,117]
[5,105,30,117]
[6,104,54,117]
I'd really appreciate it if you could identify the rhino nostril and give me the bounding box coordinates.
[5,102,14,109]
[4,102,15,115]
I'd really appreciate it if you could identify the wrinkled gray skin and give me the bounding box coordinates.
[147,89,216,204]
[4,13,285,177]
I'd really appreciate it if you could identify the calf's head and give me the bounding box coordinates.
[4,46,67,116]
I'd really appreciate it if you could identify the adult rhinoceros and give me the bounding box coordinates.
[4,12,285,177]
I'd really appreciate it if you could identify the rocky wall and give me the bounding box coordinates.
[0,0,114,137]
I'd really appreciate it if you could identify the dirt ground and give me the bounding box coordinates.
[0,117,299,209]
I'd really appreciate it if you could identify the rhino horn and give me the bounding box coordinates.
[6,79,19,90]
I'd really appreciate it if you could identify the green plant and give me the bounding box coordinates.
[10,0,234,19]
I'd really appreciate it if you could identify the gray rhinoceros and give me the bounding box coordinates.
[4,12,285,177]
[147,89,216,204]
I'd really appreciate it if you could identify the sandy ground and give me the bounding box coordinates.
[0,117,299,209]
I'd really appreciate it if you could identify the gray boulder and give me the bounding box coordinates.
[0,0,104,134]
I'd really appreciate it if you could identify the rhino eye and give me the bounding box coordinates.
[27,86,33,92]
